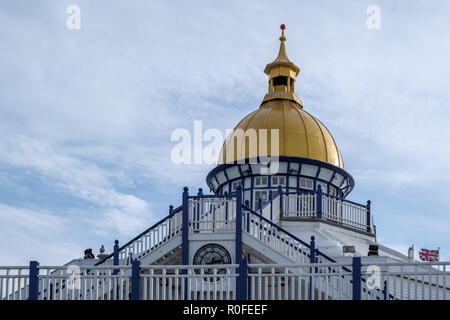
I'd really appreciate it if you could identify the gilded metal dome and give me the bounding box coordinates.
[218,99,344,168]
[218,26,344,169]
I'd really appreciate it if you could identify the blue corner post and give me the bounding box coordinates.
[182,187,189,300]
[383,280,388,300]
[131,260,141,300]
[309,236,316,300]
[235,185,243,266]
[113,240,119,274]
[268,190,273,221]
[235,186,246,299]
[29,260,39,300]
[352,257,362,300]
[278,185,283,218]
[236,258,248,300]
[316,185,323,219]
[366,200,372,233]
[244,200,250,233]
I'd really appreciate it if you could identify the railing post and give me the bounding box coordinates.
[182,187,189,300]
[258,198,262,211]
[29,260,39,300]
[245,200,250,232]
[131,260,141,300]
[113,240,119,274]
[169,205,173,215]
[236,258,248,300]
[278,185,283,218]
[182,187,189,266]
[309,236,316,300]
[316,185,322,219]
[269,190,273,221]
[196,188,203,232]
[352,257,362,300]
[235,185,243,266]
[366,200,372,233]
[383,279,388,300]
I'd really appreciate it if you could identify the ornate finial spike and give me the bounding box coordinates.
[280,24,286,40]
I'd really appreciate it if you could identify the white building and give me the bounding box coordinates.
[1,26,449,301]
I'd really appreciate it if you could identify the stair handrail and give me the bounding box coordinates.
[95,205,182,266]
[242,204,393,300]
[242,204,311,253]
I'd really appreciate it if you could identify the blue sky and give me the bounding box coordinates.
[0,0,449,265]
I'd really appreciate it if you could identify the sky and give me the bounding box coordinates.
[0,0,449,265]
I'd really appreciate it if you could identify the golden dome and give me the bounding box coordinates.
[218,25,344,169]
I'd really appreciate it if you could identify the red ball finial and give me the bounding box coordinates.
[280,24,286,30]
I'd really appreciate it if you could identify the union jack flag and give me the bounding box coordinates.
[419,248,439,262]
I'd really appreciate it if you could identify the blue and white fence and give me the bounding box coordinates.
[2,260,449,300]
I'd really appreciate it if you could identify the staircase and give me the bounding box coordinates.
[86,189,387,300]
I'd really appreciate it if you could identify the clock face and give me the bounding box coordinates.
[193,244,232,275]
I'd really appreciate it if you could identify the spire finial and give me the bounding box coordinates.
[280,24,286,41]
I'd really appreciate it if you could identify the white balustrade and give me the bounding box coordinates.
[140,265,238,300]
[189,197,236,233]
[0,266,29,300]
[248,263,353,300]
[322,195,368,231]
[118,211,183,264]
[282,193,317,218]
[361,262,450,300]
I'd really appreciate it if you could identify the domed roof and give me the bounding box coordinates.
[218,99,344,168]
[218,25,344,169]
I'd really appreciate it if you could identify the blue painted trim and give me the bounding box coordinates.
[113,240,119,274]
[182,187,189,266]
[131,260,141,300]
[235,185,243,266]
[29,260,39,300]
[352,257,362,300]
[309,236,316,300]
[236,258,248,300]
[366,200,372,232]
[182,187,189,300]
[316,185,323,218]
[206,156,354,197]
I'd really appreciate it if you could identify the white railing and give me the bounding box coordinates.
[242,210,310,265]
[248,263,353,300]
[322,195,368,231]
[361,262,450,300]
[0,266,30,300]
[38,265,131,300]
[117,211,183,264]
[140,265,238,300]
[282,193,317,218]
[189,197,236,233]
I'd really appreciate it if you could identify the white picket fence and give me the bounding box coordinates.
[140,265,238,300]
[189,197,236,233]
[283,193,317,218]
[322,195,368,231]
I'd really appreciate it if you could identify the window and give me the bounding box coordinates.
[271,176,285,187]
[329,186,337,196]
[300,177,313,190]
[255,176,267,186]
[254,190,268,209]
